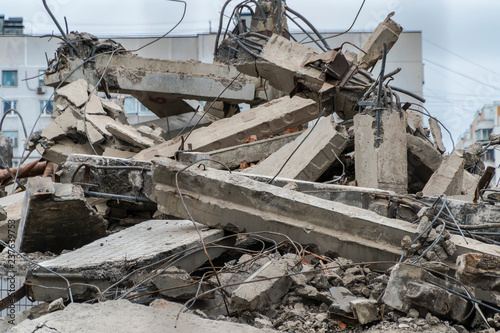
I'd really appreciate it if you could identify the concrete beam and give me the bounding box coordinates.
[45,55,256,118]
[134,96,318,161]
[178,132,301,170]
[152,158,417,263]
[244,116,349,181]
[354,111,408,194]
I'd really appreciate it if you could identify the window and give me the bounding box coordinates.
[2,70,18,87]
[483,149,494,162]
[3,131,18,148]
[3,100,17,114]
[124,97,137,114]
[39,70,45,86]
[40,100,53,115]
[475,128,492,141]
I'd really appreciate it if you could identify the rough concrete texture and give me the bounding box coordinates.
[382,263,470,322]
[422,152,465,197]
[230,254,299,311]
[456,253,500,291]
[15,177,108,253]
[178,132,301,170]
[235,34,324,94]
[357,13,403,70]
[0,132,13,168]
[137,111,212,139]
[407,134,443,192]
[152,158,419,263]
[37,138,98,165]
[27,219,225,301]
[354,111,408,194]
[152,266,211,300]
[134,96,319,161]
[9,299,274,333]
[245,116,349,181]
[350,299,380,324]
[60,154,153,200]
[106,122,157,149]
[0,192,24,242]
[428,117,446,153]
[54,79,90,107]
[45,55,256,118]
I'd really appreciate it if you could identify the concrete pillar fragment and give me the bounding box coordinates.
[354,110,408,194]
[422,152,465,197]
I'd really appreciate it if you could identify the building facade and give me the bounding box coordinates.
[0,15,424,166]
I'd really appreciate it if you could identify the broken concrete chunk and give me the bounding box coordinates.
[106,122,156,149]
[350,299,380,325]
[245,116,349,181]
[84,93,107,115]
[230,254,299,311]
[14,177,108,253]
[329,286,361,315]
[55,79,89,108]
[101,99,129,125]
[0,192,24,242]
[422,152,465,197]
[382,263,471,323]
[135,96,319,161]
[357,13,403,70]
[456,253,500,291]
[37,138,100,165]
[355,111,408,194]
[428,117,446,153]
[152,266,212,300]
[27,219,227,302]
[76,120,105,145]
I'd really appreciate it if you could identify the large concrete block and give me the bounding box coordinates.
[354,111,408,194]
[26,219,227,302]
[422,152,465,197]
[245,115,349,181]
[134,96,318,161]
[14,177,108,253]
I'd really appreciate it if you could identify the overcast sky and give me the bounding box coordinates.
[3,0,500,150]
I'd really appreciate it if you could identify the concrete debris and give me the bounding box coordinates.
[15,177,108,253]
[244,115,349,181]
[1,4,500,332]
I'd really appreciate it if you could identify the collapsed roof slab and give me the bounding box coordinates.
[26,219,228,302]
[134,96,318,161]
[152,158,500,265]
[44,55,256,118]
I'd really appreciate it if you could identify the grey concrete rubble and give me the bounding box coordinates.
[25,219,228,302]
[15,177,108,253]
[244,115,349,181]
[3,2,500,332]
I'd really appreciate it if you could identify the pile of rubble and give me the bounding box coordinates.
[1,1,500,332]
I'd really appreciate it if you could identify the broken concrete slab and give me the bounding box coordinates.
[54,79,90,108]
[178,132,301,170]
[382,263,471,323]
[36,138,99,165]
[354,111,408,194]
[422,152,465,197]
[244,116,349,181]
[230,254,299,312]
[134,96,319,161]
[26,219,227,302]
[350,299,380,325]
[136,111,212,139]
[106,122,156,149]
[9,299,275,333]
[85,93,107,115]
[429,118,446,153]
[357,13,403,70]
[329,287,362,315]
[14,177,108,253]
[101,99,129,125]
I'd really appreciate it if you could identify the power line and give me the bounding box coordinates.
[424,58,500,92]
